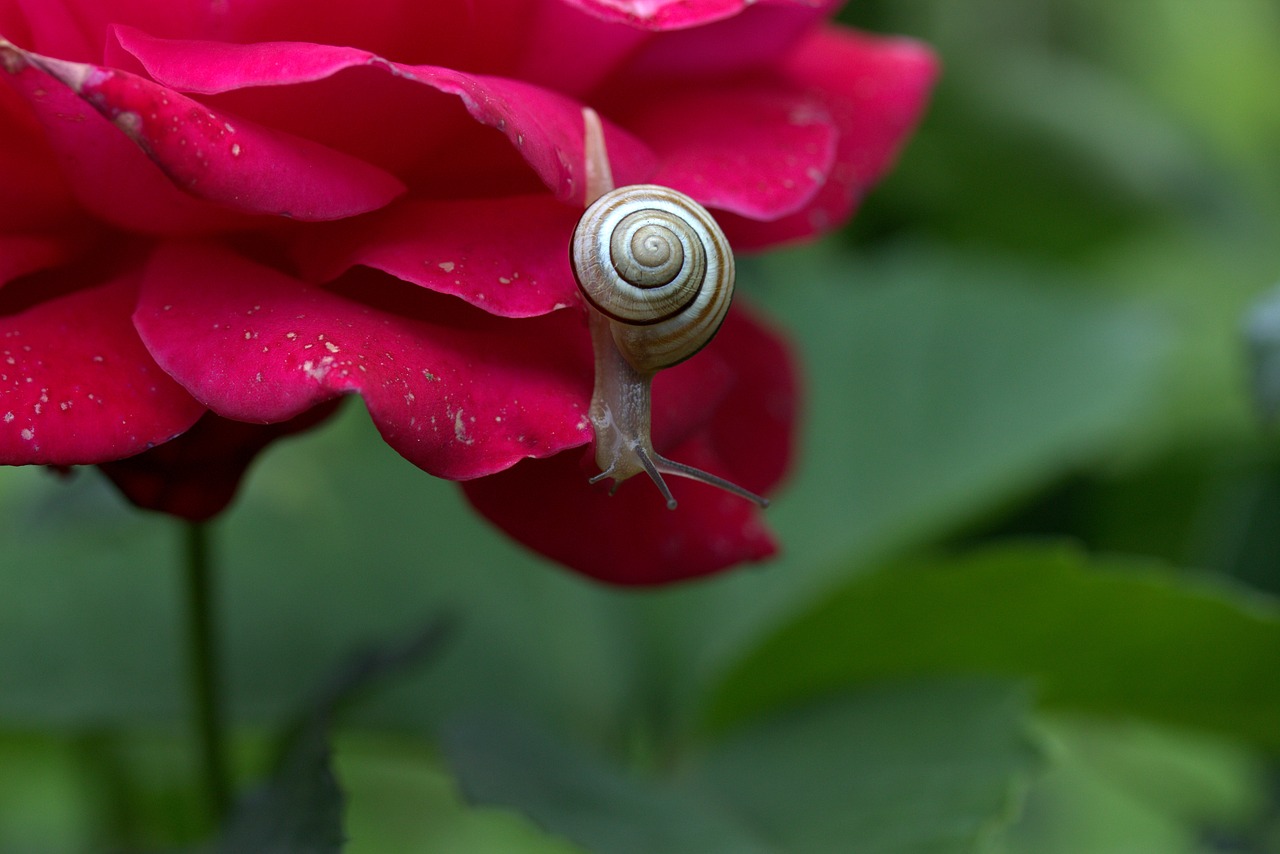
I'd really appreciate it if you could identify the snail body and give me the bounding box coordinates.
[570,183,768,510]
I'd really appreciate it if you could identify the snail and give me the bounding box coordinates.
[571,109,768,510]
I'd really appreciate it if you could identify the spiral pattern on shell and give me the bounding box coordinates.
[572,184,735,374]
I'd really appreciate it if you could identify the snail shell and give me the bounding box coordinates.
[571,184,734,375]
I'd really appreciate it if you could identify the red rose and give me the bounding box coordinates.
[0,0,936,584]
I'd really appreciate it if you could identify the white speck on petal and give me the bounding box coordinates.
[453,410,474,445]
[302,359,332,382]
[438,261,455,273]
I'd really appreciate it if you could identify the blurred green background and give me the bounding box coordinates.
[3,1,1280,851]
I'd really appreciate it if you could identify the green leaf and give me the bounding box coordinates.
[992,715,1268,854]
[1243,282,1280,424]
[0,410,636,740]
[747,243,1166,574]
[440,715,777,854]
[442,678,1038,854]
[216,619,450,853]
[215,726,344,854]
[689,679,1039,854]
[0,732,101,853]
[335,734,587,854]
[705,544,1280,749]
[1087,1,1280,177]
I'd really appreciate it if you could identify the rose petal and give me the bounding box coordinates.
[560,0,821,31]
[462,443,777,585]
[617,83,836,220]
[419,67,656,204]
[788,27,939,193]
[0,6,32,50]
[462,304,797,585]
[106,32,540,197]
[295,196,583,318]
[0,85,79,230]
[108,29,656,203]
[516,1,650,96]
[642,302,797,494]
[3,43,407,221]
[0,275,205,465]
[98,402,341,521]
[611,0,837,76]
[105,26,385,94]
[1,39,244,234]
[110,0,534,71]
[721,26,940,248]
[133,242,593,480]
[4,2,95,61]
[0,234,83,288]
[10,0,230,62]
[215,0,534,72]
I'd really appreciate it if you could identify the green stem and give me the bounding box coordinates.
[184,521,231,826]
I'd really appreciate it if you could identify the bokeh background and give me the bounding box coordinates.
[2,1,1279,851]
